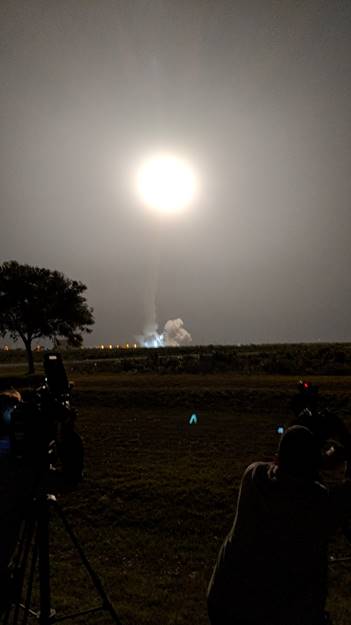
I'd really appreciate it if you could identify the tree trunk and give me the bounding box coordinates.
[23,337,35,374]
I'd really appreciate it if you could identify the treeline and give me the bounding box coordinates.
[1,343,351,375]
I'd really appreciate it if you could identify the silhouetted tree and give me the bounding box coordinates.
[0,261,94,373]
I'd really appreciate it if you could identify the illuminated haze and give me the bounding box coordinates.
[1,1,351,345]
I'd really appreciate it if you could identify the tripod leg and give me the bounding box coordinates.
[11,514,37,625]
[21,537,39,625]
[54,501,123,625]
[37,496,52,625]
[6,495,55,625]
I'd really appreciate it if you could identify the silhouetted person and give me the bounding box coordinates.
[289,381,351,469]
[290,380,319,418]
[207,426,351,625]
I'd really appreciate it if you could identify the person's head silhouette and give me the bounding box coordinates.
[278,425,321,480]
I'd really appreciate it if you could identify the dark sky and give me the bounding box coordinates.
[1,1,351,345]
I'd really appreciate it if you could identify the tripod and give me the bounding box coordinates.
[2,489,123,625]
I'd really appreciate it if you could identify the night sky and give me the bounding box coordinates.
[1,1,351,346]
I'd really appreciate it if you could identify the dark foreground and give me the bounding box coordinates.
[2,371,351,624]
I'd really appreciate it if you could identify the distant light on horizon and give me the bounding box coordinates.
[135,153,198,215]
[97,343,138,349]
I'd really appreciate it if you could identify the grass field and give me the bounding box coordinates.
[2,370,351,624]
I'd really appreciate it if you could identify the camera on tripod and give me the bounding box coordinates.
[0,353,83,486]
[0,355,121,625]
[283,379,351,472]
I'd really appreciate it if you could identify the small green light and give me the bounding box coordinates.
[189,413,198,425]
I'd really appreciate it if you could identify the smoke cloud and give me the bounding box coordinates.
[163,318,192,346]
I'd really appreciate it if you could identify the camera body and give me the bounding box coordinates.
[0,353,83,484]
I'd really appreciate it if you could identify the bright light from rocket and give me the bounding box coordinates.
[135,153,198,214]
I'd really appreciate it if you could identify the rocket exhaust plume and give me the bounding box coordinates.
[139,318,192,347]
[139,225,191,347]
[139,233,162,347]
